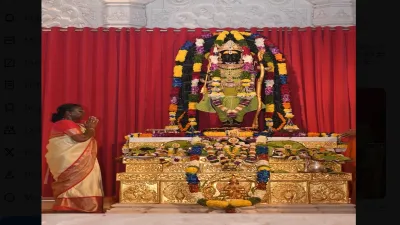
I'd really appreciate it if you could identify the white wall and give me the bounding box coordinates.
[42,0,355,28]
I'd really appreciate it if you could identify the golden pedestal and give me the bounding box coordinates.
[117,157,351,204]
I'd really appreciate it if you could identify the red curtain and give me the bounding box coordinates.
[41,26,356,197]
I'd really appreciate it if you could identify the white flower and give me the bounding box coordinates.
[189,160,200,167]
[242,55,253,63]
[265,80,274,87]
[213,47,218,53]
[191,136,202,145]
[252,190,266,199]
[255,38,265,47]
[195,38,204,47]
[256,135,267,144]
[191,79,199,86]
[256,160,269,167]
[191,192,204,200]
[210,55,219,64]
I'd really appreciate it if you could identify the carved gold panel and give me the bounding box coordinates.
[160,182,197,204]
[312,173,352,181]
[123,158,160,164]
[270,173,312,181]
[163,163,189,173]
[158,173,186,181]
[117,173,158,181]
[269,181,308,204]
[309,181,349,204]
[128,142,163,149]
[200,180,255,201]
[270,162,305,172]
[126,163,162,173]
[323,162,342,172]
[120,181,159,203]
[201,162,257,173]
[297,141,337,148]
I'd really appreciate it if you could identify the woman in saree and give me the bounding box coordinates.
[45,103,104,212]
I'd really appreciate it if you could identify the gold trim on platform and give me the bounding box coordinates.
[118,139,349,204]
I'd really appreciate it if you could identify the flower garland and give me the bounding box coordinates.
[252,136,271,199]
[167,31,299,133]
[197,198,261,213]
[185,137,204,200]
[168,41,194,131]
[268,42,298,131]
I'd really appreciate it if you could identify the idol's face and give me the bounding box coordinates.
[220,50,242,64]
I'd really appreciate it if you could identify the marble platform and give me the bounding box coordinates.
[108,203,355,214]
[42,213,355,225]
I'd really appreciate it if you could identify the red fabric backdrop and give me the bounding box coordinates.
[41,26,356,197]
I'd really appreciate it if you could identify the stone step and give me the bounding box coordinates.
[108,203,356,214]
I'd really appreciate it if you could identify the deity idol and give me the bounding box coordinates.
[196,35,264,127]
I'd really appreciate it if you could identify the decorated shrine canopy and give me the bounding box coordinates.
[167,30,298,133]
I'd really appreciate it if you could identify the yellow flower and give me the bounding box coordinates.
[240,32,251,36]
[190,122,197,126]
[222,31,229,35]
[233,33,244,40]
[193,63,202,72]
[216,33,227,41]
[185,166,198,174]
[257,166,270,171]
[266,104,275,112]
[242,83,250,87]
[229,200,252,207]
[189,102,197,110]
[212,82,221,86]
[188,118,196,122]
[321,133,327,137]
[173,65,183,77]
[205,53,210,59]
[206,200,229,208]
[212,77,221,81]
[175,50,188,62]
[241,79,251,83]
[124,135,129,140]
[278,63,287,74]
[267,62,274,72]
[331,133,338,137]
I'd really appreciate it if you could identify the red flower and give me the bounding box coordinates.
[171,87,180,95]
[201,61,208,72]
[265,112,273,118]
[266,72,274,80]
[188,184,199,193]
[192,72,200,80]
[280,84,290,94]
[188,110,197,117]
[258,154,268,160]
[256,182,266,190]
[242,46,250,55]
[190,155,200,161]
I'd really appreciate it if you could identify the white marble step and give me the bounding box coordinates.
[107,203,355,214]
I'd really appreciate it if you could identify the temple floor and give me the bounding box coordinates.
[42,213,355,225]
[42,200,355,225]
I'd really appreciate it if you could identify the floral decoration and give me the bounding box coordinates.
[185,137,204,199]
[167,30,299,134]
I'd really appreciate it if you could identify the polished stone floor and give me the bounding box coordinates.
[42,213,355,225]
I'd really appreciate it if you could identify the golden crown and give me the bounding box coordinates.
[216,40,243,53]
